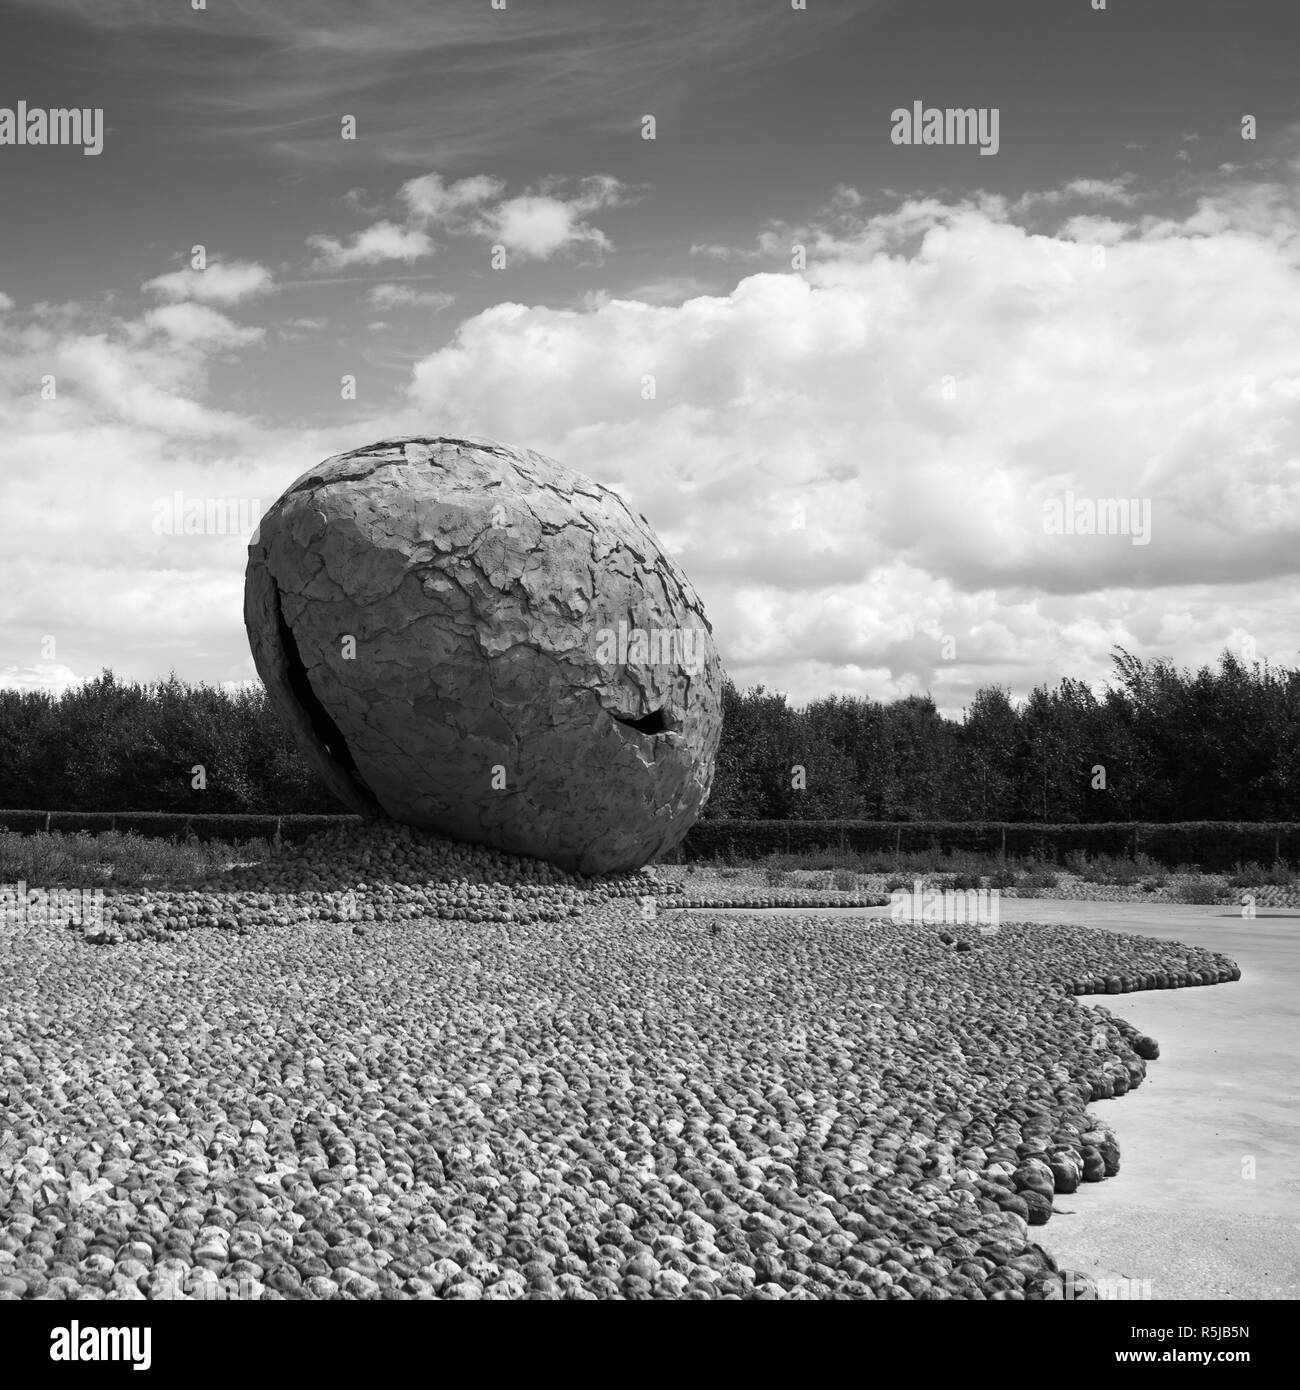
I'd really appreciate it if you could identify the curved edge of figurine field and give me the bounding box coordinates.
[1004,898,1300,1302]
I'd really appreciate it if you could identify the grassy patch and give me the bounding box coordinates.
[0,827,270,889]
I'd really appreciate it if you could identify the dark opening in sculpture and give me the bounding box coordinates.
[610,707,671,736]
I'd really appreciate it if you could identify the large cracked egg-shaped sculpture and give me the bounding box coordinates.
[245,436,723,873]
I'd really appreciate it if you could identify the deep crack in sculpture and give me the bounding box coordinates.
[245,436,723,873]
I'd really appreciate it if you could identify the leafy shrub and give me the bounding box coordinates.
[681,821,1300,872]
[1105,856,1144,885]
[765,867,790,887]
[764,850,878,874]
[1227,861,1298,888]
[1016,868,1059,895]
[1227,862,1264,888]
[831,869,856,892]
[1067,852,1146,885]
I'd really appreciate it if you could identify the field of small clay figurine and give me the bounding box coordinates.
[0,821,1261,1302]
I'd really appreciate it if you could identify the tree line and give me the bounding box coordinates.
[711,648,1300,822]
[1,649,1297,823]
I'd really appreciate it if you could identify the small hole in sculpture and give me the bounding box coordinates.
[612,707,669,736]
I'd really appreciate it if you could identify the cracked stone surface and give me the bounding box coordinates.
[245,436,723,873]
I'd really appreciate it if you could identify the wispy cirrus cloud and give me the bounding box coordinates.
[8,0,872,166]
[689,243,757,262]
[364,283,455,310]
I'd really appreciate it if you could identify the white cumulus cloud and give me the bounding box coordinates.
[143,259,277,304]
[393,171,624,261]
[401,172,505,222]
[142,303,264,349]
[0,663,85,694]
[306,220,434,269]
[403,171,1300,706]
[476,175,624,261]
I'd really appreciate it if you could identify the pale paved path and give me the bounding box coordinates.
[681,897,1300,1301]
[1007,899,1300,1302]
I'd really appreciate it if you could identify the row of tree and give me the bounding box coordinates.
[709,648,1300,822]
[1,649,1297,822]
[0,673,323,815]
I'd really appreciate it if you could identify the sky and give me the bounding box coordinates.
[1,0,1298,715]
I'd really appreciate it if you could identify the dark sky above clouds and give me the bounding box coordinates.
[2,0,1298,709]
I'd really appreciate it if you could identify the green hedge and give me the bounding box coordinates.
[681,820,1300,871]
[0,810,361,845]
[2,810,1297,870]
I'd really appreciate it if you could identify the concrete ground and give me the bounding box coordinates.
[684,896,1300,1301]
[1009,898,1300,1302]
